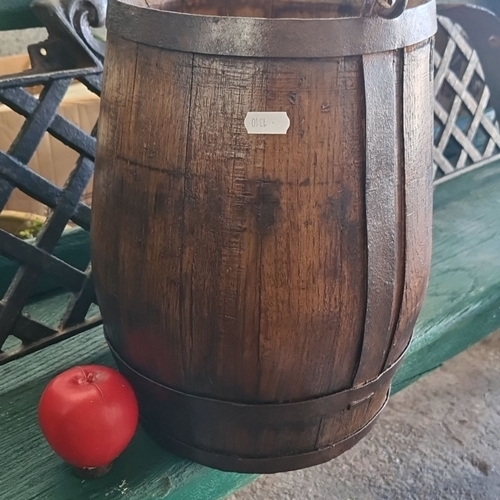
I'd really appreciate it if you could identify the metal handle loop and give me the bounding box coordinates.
[364,0,408,19]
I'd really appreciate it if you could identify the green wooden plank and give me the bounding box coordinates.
[1,160,500,499]
[0,0,40,31]
[394,160,500,390]
[0,228,91,299]
[0,327,256,500]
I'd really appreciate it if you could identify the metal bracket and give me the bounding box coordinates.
[30,0,106,66]
[0,0,106,90]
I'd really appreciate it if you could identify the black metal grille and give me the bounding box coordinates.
[0,0,106,364]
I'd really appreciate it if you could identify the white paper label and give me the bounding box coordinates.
[244,112,290,135]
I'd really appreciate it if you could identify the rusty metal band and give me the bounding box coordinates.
[107,336,407,425]
[354,51,401,384]
[141,395,389,473]
[107,0,437,58]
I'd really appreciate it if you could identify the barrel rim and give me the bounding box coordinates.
[107,0,437,58]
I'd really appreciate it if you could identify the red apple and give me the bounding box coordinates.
[39,365,139,476]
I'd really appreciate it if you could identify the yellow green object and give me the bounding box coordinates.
[0,210,45,239]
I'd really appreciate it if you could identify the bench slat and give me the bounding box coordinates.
[0,0,40,31]
[394,159,500,390]
[1,325,257,499]
[1,159,500,499]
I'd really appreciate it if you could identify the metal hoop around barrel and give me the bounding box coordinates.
[107,0,437,59]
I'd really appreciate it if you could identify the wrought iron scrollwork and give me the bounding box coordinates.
[62,0,107,57]
[28,0,106,77]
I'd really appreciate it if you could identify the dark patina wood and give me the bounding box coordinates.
[92,0,436,473]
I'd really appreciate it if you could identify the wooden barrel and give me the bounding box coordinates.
[92,0,437,473]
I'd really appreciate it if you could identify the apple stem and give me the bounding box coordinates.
[73,463,113,479]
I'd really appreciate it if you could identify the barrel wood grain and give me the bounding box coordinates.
[93,0,435,473]
[93,35,195,388]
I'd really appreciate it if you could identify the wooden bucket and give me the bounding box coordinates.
[92,0,437,473]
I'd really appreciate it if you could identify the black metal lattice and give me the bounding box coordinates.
[0,0,106,364]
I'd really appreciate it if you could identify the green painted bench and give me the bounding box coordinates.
[0,0,40,31]
[2,1,500,499]
[2,159,500,499]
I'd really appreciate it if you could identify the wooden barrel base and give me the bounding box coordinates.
[108,339,401,473]
[141,398,388,473]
